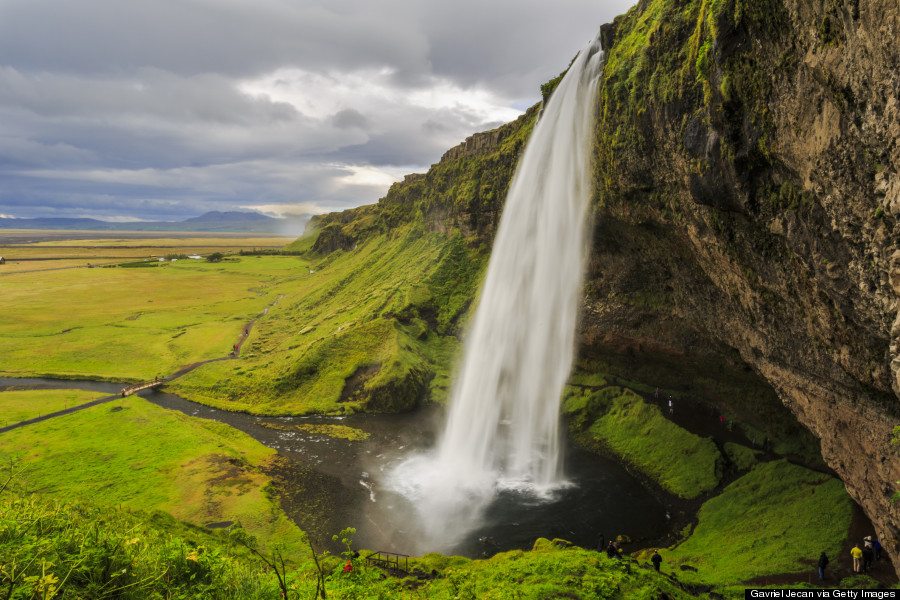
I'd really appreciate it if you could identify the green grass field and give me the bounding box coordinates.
[0,255,308,381]
[0,395,305,555]
[0,388,107,426]
[0,234,293,273]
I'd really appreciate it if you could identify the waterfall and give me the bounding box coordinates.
[388,35,605,552]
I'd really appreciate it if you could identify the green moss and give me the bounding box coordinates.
[723,442,759,471]
[568,387,722,499]
[664,460,854,584]
[259,423,370,441]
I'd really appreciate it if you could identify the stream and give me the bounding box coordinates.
[0,377,669,557]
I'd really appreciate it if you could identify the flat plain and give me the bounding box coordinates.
[0,229,293,273]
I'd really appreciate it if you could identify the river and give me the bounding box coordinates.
[0,377,669,557]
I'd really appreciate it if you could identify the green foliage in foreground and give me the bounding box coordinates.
[0,494,282,600]
[0,491,698,600]
[664,459,854,585]
[565,386,722,498]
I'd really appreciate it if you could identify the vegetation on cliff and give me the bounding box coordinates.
[565,386,722,499]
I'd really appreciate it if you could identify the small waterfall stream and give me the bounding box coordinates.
[389,35,606,551]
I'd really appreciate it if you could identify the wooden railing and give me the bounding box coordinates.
[364,551,409,575]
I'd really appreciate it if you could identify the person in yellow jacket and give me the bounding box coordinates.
[851,544,864,573]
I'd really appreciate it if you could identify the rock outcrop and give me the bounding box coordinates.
[588,0,900,574]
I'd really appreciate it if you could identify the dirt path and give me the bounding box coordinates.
[0,294,285,434]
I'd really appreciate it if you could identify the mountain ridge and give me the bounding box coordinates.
[0,210,310,233]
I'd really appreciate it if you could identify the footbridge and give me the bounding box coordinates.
[120,380,164,397]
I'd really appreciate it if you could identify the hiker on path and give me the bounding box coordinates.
[874,536,883,561]
[651,550,662,572]
[817,552,829,580]
[596,534,605,553]
[851,544,863,573]
[862,543,874,573]
[668,399,674,415]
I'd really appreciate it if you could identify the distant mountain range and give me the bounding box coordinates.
[0,211,311,234]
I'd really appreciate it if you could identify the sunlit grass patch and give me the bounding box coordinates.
[0,396,305,554]
[663,459,853,585]
[170,226,483,414]
[0,388,107,425]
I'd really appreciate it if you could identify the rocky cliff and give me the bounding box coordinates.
[589,0,900,574]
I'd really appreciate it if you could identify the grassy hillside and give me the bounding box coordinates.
[565,386,722,499]
[169,226,487,414]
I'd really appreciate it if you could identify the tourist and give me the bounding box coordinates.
[343,560,353,573]
[606,541,618,559]
[862,543,874,573]
[668,399,674,415]
[651,550,662,572]
[596,534,605,553]
[817,552,829,580]
[851,544,863,573]
[874,536,883,561]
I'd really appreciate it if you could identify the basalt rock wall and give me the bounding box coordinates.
[590,0,900,573]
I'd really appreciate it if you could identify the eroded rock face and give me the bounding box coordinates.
[590,0,900,573]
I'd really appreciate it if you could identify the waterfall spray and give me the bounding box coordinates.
[388,34,605,552]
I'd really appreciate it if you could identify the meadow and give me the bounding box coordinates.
[0,393,306,555]
[0,228,482,417]
[0,231,292,273]
[0,388,107,427]
[0,253,307,381]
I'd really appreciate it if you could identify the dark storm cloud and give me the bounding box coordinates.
[0,0,634,221]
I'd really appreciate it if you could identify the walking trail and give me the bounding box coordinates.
[0,294,284,435]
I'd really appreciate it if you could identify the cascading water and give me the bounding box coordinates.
[387,34,605,552]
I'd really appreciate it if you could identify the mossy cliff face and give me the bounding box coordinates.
[588,0,900,572]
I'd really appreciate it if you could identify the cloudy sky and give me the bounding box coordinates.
[0,0,634,222]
